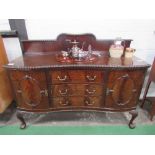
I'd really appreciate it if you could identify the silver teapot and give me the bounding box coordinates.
[70,40,81,58]
[70,40,89,58]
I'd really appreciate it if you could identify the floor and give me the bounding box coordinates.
[0,101,155,128]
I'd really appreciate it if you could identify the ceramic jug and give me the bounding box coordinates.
[109,38,124,58]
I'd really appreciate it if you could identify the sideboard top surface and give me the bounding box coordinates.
[4,52,150,70]
[3,34,150,70]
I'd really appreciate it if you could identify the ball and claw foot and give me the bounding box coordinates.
[128,110,138,129]
[20,122,26,129]
[16,112,27,129]
[129,122,136,129]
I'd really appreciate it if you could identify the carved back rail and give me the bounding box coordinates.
[21,33,132,55]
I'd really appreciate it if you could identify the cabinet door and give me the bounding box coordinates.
[11,71,49,111]
[105,70,145,109]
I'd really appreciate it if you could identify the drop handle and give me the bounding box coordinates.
[17,90,22,93]
[59,100,70,106]
[86,89,96,94]
[106,88,114,95]
[57,75,67,81]
[122,74,129,78]
[132,89,137,92]
[40,89,48,96]
[59,89,68,95]
[24,75,31,79]
[86,75,97,81]
[84,100,95,106]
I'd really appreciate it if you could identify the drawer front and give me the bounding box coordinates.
[50,70,104,84]
[52,84,103,97]
[9,70,46,82]
[52,96,102,108]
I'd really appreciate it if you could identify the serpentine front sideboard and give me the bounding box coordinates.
[4,34,150,129]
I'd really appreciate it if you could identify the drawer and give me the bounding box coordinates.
[51,84,103,97]
[52,96,102,108]
[9,70,46,82]
[50,70,104,84]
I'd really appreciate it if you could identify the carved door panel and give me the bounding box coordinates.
[105,70,145,109]
[11,72,49,110]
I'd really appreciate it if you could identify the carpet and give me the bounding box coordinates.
[0,125,155,135]
[0,102,155,135]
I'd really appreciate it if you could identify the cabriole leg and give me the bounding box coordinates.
[128,110,138,129]
[16,112,26,129]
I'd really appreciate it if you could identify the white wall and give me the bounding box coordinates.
[0,19,10,30]
[0,19,22,62]
[2,38,23,62]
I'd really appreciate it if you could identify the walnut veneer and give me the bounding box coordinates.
[4,34,150,129]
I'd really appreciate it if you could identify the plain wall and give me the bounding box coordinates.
[0,19,22,62]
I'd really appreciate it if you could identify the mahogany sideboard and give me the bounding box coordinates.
[4,34,150,129]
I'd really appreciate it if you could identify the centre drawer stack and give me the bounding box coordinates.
[49,70,105,108]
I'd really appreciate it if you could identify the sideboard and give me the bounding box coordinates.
[4,34,150,129]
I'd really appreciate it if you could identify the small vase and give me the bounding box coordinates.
[125,48,136,58]
[109,38,124,58]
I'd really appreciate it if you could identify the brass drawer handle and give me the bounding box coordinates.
[59,89,68,95]
[24,75,31,79]
[57,75,67,81]
[59,100,69,106]
[106,88,114,95]
[17,90,22,93]
[85,100,95,106]
[86,89,96,94]
[86,75,97,81]
[132,89,137,92]
[122,74,129,78]
[40,89,48,96]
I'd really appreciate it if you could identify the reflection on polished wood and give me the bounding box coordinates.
[4,53,148,69]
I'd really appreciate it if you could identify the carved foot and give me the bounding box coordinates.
[150,115,154,121]
[128,110,138,129]
[16,112,26,129]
